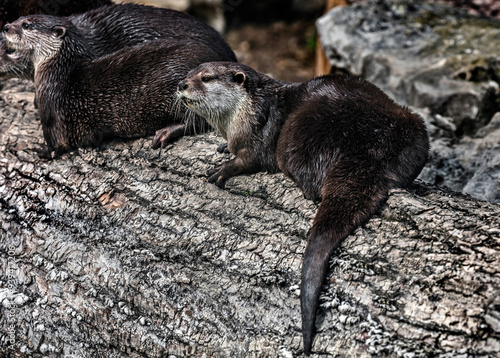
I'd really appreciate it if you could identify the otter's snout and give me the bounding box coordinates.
[2,24,10,33]
[178,81,188,92]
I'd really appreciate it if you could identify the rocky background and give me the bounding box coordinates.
[317,0,500,204]
[1,0,500,357]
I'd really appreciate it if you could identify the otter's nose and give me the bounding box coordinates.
[3,24,10,33]
[178,81,188,91]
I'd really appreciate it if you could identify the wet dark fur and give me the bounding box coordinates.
[1,3,236,80]
[0,0,111,29]
[69,3,236,62]
[177,62,430,355]
[4,16,227,157]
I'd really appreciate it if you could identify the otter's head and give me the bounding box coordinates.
[0,40,34,80]
[2,15,68,65]
[177,62,257,139]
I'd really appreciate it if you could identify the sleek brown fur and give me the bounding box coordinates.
[175,62,429,354]
[3,16,230,158]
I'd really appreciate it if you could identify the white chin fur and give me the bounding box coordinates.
[4,34,22,48]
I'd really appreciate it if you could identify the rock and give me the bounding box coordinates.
[461,112,500,201]
[428,0,500,19]
[317,1,500,132]
[414,109,500,203]
[317,0,500,203]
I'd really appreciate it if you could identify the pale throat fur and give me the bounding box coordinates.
[185,80,256,154]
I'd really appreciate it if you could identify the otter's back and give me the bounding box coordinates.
[277,75,429,200]
[71,4,237,61]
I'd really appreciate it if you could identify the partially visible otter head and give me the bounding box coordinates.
[177,62,259,139]
[0,40,34,79]
[2,15,69,66]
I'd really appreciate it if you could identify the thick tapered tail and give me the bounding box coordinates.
[301,228,336,355]
[301,163,392,355]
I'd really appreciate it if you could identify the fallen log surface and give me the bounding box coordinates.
[0,78,499,357]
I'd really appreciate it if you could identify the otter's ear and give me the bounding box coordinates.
[53,26,66,38]
[233,72,246,86]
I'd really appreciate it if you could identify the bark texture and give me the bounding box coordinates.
[0,78,499,357]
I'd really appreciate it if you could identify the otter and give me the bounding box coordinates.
[2,15,224,158]
[174,62,429,354]
[1,3,236,81]
[0,0,112,29]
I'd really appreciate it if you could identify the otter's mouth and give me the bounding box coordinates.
[177,92,200,108]
[3,36,28,53]
[184,98,198,107]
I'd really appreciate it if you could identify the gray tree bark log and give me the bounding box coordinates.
[1,78,499,357]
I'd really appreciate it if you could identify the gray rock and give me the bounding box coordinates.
[461,112,500,201]
[317,0,500,202]
[416,109,500,203]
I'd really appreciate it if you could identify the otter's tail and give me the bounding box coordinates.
[301,161,392,355]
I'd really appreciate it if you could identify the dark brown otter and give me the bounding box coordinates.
[1,3,236,81]
[0,0,112,30]
[175,62,430,355]
[3,15,225,158]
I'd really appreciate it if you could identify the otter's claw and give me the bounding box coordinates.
[207,166,227,189]
[35,144,69,160]
[206,157,248,189]
[35,146,52,160]
[207,167,219,177]
[217,143,230,153]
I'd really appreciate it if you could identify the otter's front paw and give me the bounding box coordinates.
[35,146,52,160]
[152,124,186,149]
[207,166,227,189]
[35,144,70,160]
[207,157,249,188]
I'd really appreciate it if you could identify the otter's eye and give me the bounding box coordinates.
[201,76,213,83]
[22,22,31,30]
